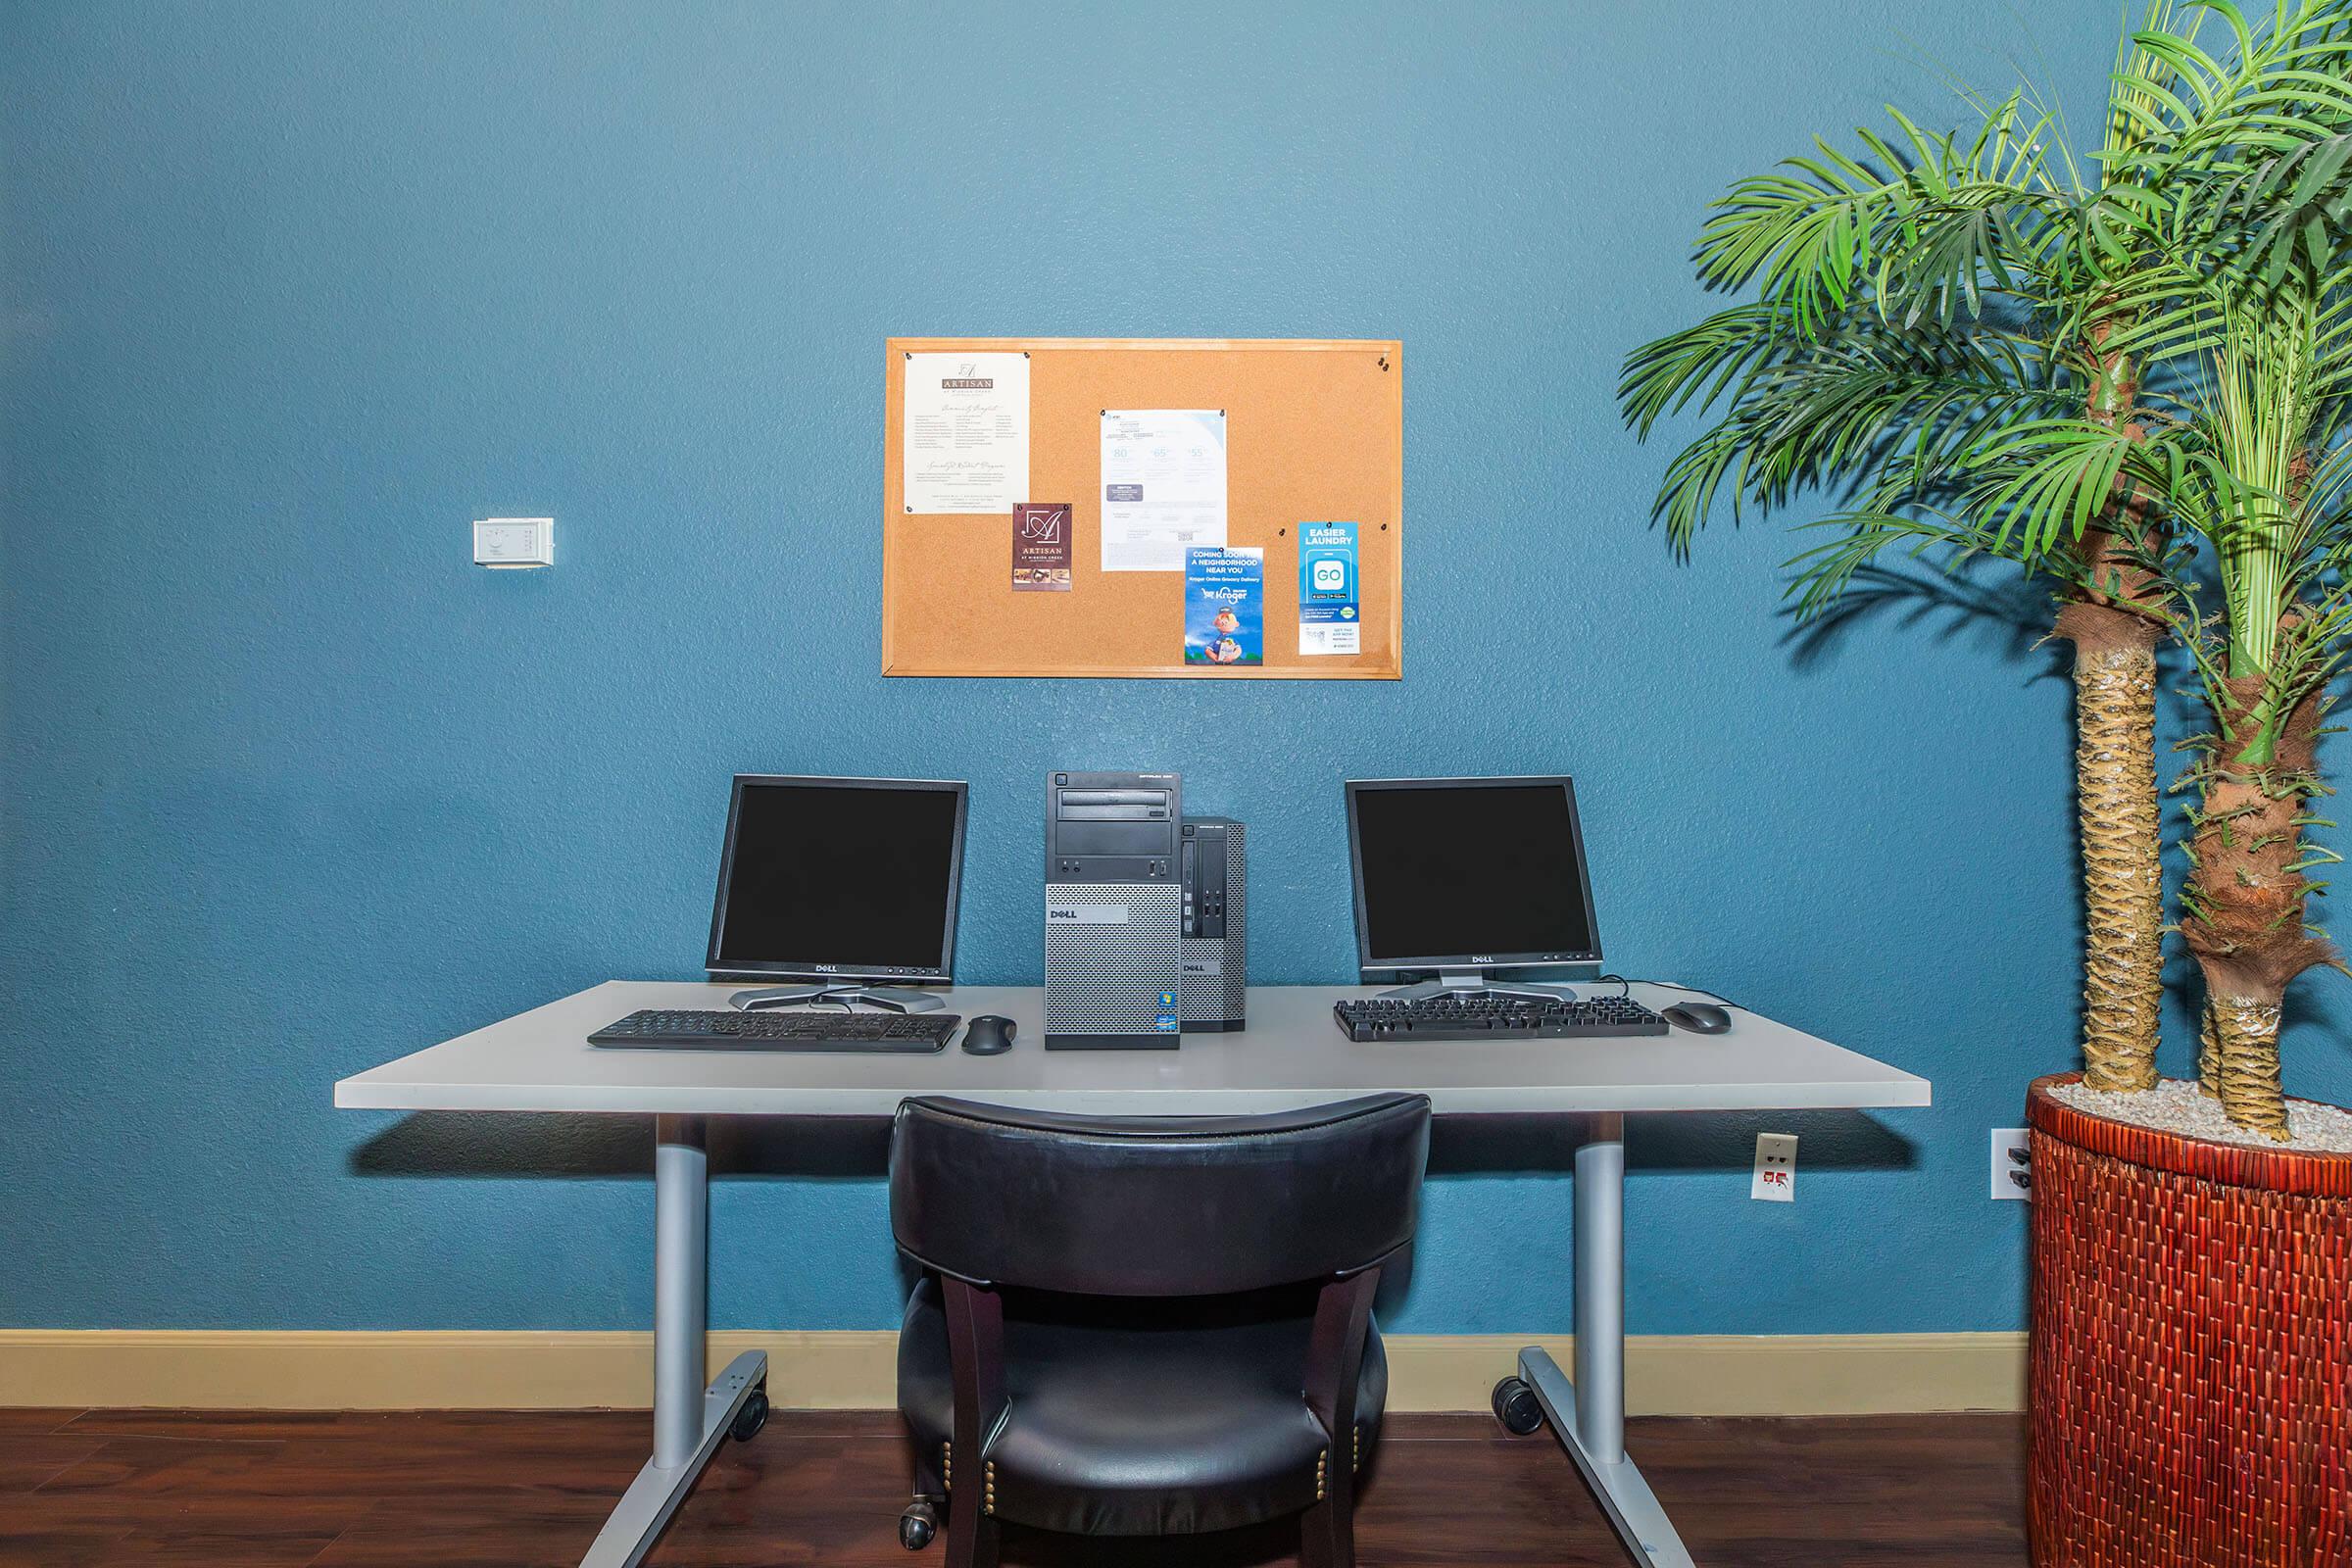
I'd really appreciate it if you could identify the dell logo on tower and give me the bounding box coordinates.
[1047,903,1128,925]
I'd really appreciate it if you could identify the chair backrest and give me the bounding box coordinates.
[889,1094,1432,1297]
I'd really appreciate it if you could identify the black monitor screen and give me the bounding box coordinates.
[1348,779,1599,967]
[710,779,966,977]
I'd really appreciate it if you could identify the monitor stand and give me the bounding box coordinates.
[1377,969,1580,1004]
[727,983,946,1014]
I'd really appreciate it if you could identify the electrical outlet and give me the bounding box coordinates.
[1991,1128,2032,1200]
[1750,1132,1796,1201]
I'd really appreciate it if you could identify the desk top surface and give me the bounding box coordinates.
[333,982,1931,1117]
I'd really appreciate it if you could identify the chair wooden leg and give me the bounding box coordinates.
[1299,1499,1334,1568]
[1299,1494,1354,1568]
[944,1480,1000,1568]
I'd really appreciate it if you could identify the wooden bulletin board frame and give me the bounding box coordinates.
[881,338,1402,679]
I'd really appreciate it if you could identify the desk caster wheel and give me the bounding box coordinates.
[899,1499,939,1550]
[1492,1376,1544,1435]
[728,1388,769,1443]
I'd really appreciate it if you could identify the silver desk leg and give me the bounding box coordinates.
[1517,1112,1696,1568]
[580,1115,768,1568]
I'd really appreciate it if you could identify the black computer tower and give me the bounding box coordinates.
[1180,817,1246,1031]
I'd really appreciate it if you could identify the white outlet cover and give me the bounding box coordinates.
[474,516,555,568]
[1991,1128,2033,1200]
[1751,1132,1796,1201]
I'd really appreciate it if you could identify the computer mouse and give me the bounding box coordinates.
[962,1014,1016,1055]
[1662,1003,1732,1035]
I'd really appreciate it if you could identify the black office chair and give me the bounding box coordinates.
[887,1092,1432,1568]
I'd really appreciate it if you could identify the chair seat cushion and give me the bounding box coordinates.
[898,1277,1387,1536]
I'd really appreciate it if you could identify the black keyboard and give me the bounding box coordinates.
[589,1009,961,1053]
[1332,995,1669,1042]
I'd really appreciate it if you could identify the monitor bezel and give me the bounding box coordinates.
[1344,775,1603,975]
[705,774,969,984]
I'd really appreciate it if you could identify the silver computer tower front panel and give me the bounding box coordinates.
[1045,881,1184,1047]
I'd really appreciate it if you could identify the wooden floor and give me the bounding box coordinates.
[0,1406,2027,1567]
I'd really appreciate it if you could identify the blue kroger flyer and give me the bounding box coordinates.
[1184,546,1263,666]
[1297,521,1360,655]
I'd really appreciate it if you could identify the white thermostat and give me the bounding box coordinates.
[473,516,555,568]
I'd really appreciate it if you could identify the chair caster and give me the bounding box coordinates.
[1492,1376,1545,1435]
[899,1498,939,1550]
[728,1387,769,1443]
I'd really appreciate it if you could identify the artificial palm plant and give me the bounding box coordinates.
[1619,0,2352,1126]
[2116,269,2352,1136]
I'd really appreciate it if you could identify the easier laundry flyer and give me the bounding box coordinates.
[1298,521,1360,655]
[1184,547,1263,666]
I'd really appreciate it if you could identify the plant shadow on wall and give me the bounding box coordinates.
[1621,0,2352,1140]
[1779,558,2063,672]
[1788,549,2352,1089]
[1780,551,2229,1057]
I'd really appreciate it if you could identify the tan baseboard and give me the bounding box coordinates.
[0,1328,2024,1415]
[1386,1332,2026,1416]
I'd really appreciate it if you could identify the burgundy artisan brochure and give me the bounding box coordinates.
[1013,503,1072,591]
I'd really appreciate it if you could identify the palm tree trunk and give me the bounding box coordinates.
[2197,1002,2221,1098]
[2208,992,2288,1136]
[2059,328,2165,1093]
[2182,671,2331,1142]
[2055,599,2165,1093]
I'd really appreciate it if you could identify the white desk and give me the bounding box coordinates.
[337,981,1929,1568]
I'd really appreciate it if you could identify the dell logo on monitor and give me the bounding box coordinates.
[1470,955,1494,963]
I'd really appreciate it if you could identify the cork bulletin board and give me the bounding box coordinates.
[881,338,1402,679]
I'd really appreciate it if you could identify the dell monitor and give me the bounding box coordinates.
[708,775,968,1012]
[1344,775,1602,1002]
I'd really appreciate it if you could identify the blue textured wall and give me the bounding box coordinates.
[9,0,2332,1338]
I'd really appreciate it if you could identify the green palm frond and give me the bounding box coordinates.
[1692,96,2056,337]
[1626,300,2076,555]
[2201,132,2352,286]
[1959,417,2170,553]
[1624,0,2352,619]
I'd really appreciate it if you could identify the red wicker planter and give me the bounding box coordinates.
[2028,1073,2352,1568]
